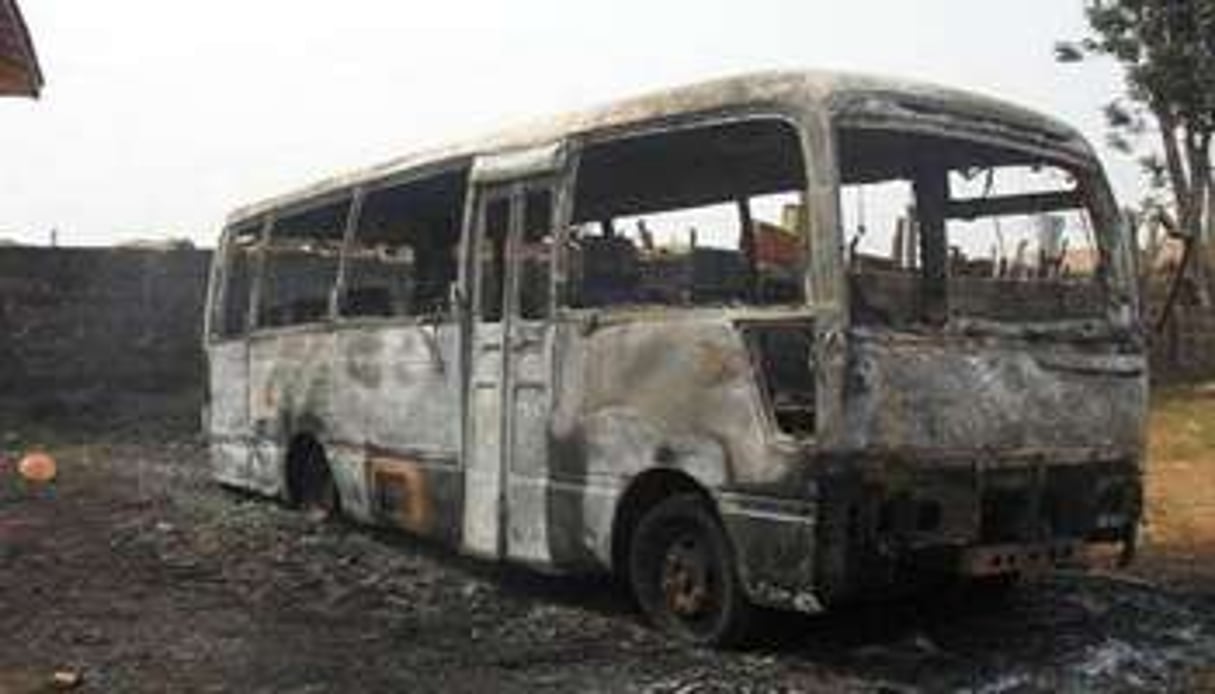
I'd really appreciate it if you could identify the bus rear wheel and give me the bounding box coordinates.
[288,438,340,521]
[305,466,339,521]
[628,493,755,647]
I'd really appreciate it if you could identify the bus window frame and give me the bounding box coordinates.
[207,214,272,345]
[251,189,357,333]
[332,160,473,329]
[556,109,816,317]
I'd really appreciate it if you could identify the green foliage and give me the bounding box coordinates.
[1080,0,1215,131]
[1061,0,1215,246]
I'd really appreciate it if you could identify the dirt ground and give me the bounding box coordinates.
[3,389,1215,693]
[1134,385,1215,591]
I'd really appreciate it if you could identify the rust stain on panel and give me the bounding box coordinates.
[371,456,437,536]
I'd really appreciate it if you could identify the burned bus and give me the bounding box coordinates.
[204,71,1146,645]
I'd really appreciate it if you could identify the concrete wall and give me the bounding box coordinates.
[0,246,211,432]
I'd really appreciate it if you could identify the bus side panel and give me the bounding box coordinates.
[247,330,342,501]
[362,324,460,453]
[355,323,464,545]
[208,340,251,488]
[544,318,795,572]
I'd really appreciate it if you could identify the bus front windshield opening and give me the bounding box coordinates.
[838,127,1109,328]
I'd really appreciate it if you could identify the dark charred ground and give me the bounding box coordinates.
[2,428,1215,692]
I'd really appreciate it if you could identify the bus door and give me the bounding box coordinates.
[462,145,567,560]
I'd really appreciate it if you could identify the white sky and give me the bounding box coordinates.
[0,0,1138,248]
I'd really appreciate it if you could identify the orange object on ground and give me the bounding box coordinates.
[17,452,56,483]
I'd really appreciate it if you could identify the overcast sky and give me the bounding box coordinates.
[0,0,1135,247]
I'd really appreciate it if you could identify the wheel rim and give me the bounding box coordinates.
[659,531,717,622]
[630,496,751,644]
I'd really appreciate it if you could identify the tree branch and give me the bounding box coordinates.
[1158,107,1195,236]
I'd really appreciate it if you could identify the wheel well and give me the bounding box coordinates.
[284,433,328,505]
[611,469,712,578]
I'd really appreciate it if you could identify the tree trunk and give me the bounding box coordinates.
[1201,152,1215,309]
[1155,111,1214,309]
[1158,110,1194,234]
[1191,133,1215,307]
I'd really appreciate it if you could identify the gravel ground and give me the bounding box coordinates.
[2,438,1215,693]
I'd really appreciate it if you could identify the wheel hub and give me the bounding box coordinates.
[660,536,712,617]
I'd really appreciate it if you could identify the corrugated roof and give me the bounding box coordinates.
[0,0,42,98]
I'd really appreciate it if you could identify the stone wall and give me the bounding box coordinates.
[0,246,212,432]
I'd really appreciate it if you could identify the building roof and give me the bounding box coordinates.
[0,0,41,98]
[228,69,1095,226]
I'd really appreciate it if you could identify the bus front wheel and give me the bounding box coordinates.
[628,493,755,647]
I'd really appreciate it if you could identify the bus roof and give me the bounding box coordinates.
[226,69,1091,226]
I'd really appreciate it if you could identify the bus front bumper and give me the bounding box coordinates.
[958,539,1131,577]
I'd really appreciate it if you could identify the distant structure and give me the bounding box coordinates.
[1037,214,1064,260]
[0,0,41,98]
[1036,214,1066,278]
[894,207,919,270]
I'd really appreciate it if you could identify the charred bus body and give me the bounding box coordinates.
[205,71,1146,645]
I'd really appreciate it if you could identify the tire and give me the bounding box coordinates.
[628,493,756,646]
[290,440,340,520]
[306,464,339,520]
